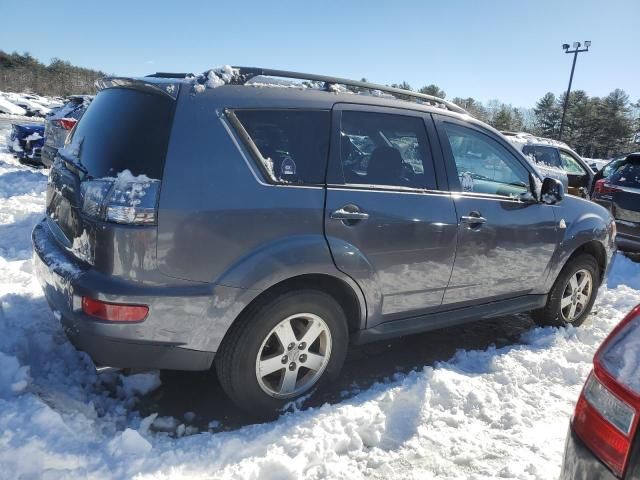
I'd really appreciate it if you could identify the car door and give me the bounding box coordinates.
[324,105,458,327]
[433,114,559,306]
[559,149,592,197]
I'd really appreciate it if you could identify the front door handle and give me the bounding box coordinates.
[460,212,487,226]
[330,205,369,222]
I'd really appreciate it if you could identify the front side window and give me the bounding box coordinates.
[339,111,436,189]
[443,123,530,198]
[234,110,330,184]
[559,151,588,175]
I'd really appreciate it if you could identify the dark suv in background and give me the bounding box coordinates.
[592,153,640,252]
[33,67,616,415]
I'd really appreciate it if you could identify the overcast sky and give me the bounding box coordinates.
[1,0,638,107]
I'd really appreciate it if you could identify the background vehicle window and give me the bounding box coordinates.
[609,160,640,187]
[235,110,330,184]
[443,123,530,198]
[521,145,562,168]
[559,151,587,175]
[340,111,436,189]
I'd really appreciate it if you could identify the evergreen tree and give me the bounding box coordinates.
[533,92,560,138]
[419,84,446,99]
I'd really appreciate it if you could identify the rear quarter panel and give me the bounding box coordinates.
[156,87,339,290]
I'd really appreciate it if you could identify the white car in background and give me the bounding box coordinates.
[502,132,594,198]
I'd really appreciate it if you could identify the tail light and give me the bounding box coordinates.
[82,297,148,322]
[54,118,77,130]
[594,179,622,195]
[572,305,640,477]
[80,170,160,225]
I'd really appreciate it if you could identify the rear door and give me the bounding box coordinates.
[433,114,559,305]
[324,104,458,327]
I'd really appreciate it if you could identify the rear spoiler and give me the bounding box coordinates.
[95,77,183,100]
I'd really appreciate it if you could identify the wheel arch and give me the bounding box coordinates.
[216,273,365,357]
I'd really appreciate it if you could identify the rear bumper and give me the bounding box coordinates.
[41,144,57,168]
[616,222,640,253]
[560,426,618,480]
[31,219,251,371]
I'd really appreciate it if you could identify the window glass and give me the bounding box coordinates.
[609,160,640,187]
[235,110,330,184]
[70,88,175,179]
[339,111,436,189]
[521,145,562,168]
[443,123,530,198]
[559,151,587,175]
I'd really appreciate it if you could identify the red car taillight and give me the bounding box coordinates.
[54,118,78,130]
[572,305,640,477]
[594,178,623,195]
[82,297,148,322]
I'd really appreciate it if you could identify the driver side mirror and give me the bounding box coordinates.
[540,177,564,204]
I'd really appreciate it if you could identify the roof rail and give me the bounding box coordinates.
[229,66,468,115]
[146,72,193,79]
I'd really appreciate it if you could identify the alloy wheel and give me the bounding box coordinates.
[255,313,332,399]
[560,269,593,323]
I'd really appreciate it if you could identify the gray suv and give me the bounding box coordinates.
[33,67,616,415]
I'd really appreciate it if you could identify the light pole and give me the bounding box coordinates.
[558,41,591,140]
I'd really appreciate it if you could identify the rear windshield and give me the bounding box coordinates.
[609,159,640,188]
[521,145,562,168]
[234,110,330,184]
[70,88,174,179]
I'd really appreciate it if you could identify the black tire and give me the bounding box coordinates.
[215,289,349,418]
[532,253,600,327]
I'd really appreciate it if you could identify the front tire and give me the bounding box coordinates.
[533,253,600,327]
[215,290,348,417]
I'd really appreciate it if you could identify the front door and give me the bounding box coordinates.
[324,105,458,326]
[434,115,559,306]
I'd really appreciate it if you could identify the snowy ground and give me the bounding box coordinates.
[1,116,640,479]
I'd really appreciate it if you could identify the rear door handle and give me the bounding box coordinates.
[330,205,369,221]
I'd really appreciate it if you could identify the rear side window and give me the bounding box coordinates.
[234,110,330,184]
[70,88,175,179]
[339,111,436,189]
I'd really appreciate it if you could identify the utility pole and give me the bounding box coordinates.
[559,41,591,141]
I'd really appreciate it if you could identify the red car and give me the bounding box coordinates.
[561,305,640,479]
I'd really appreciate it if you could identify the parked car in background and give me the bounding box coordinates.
[560,304,640,480]
[8,122,45,166]
[503,132,594,198]
[585,157,610,173]
[592,153,640,252]
[0,95,27,116]
[33,68,615,416]
[1,92,51,117]
[42,95,92,167]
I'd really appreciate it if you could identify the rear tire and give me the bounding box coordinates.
[532,253,600,327]
[215,290,348,418]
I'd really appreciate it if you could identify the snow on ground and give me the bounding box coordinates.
[0,116,639,479]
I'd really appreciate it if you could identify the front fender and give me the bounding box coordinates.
[544,204,614,291]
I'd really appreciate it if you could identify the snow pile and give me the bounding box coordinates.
[192,65,240,92]
[1,116,640,478]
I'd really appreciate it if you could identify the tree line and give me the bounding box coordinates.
[390,81,639,158]
[0,51,105,97]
